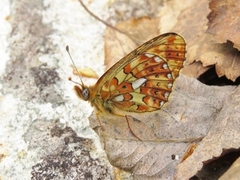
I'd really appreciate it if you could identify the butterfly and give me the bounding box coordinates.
[71,33,186,118]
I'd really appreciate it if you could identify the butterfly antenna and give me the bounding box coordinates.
[66,45,85,86]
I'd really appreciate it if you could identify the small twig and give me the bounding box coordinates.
[78,0,135,42]
[78,0,124,34]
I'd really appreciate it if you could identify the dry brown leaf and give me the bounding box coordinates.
[199,41,240,81]
[169,0,211,79]
[170,0,240,81]
[81,69,98,79]
[175,81,240,178]
[115,17,160,46]
[207,0,240,50]
[104,17,159,70]
[158,0,194,33]
[89,75,237,179]
[170,0,210,60]
[72,66,99,79]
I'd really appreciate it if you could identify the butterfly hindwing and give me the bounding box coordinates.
[90,33,186,115]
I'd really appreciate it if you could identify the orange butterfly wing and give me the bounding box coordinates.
[77,33,186,115]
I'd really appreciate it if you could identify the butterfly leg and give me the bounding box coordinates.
[125,115,142,141]
[96,115,103,128]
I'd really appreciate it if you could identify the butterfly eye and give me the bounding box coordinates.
[82,88,90,100]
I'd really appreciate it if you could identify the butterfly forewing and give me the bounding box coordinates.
[89,33,186,115]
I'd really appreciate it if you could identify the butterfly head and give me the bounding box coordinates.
[74,84,90,101]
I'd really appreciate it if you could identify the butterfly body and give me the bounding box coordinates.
[74,33,186,116]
